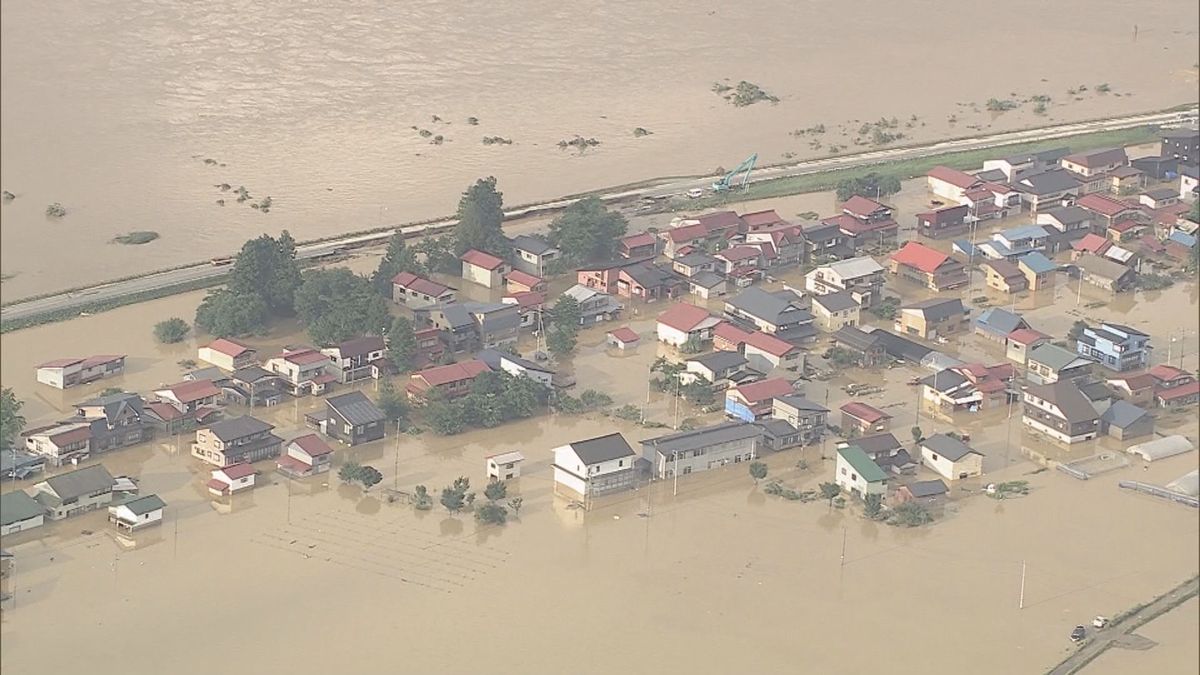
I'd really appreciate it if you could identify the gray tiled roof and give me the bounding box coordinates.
[0,491,44,526]
[1100,400,1149,428]
[690,271,725,289]
[326,392,386,426]
[510,234,555,256]
[569,433,637,464]
[688,351,749,373]
[919,368,969,393]
[1028,343,1089,371]
[832,326,884,352]
[727,287,813,327]
[39,464,114,501]
[852,432,903,456]
[118,494,166,515]
[902,297,965,322]
[774,394,830,413]
[77,391,143,422]
[907,479,948,498]
[1025,381,1100,423]
[207,415,275,442]
[813,290,858,313]
[921,434,978,462]
[1018,169,1081,195]
[1041,205,1092,225]
[640,421,764,458]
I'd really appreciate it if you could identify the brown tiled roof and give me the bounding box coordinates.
[890,242,950,274]
[657,303,714,332]
[460,249,505,270]
[505,270,544,287]
[159,380,221,403]
[840,401,890,424]
[392,271,452,297]
[205,338,253,358]
[289,433,333,457]
[411,359,490,388]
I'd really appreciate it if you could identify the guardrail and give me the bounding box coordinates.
[1118,480,1199,507]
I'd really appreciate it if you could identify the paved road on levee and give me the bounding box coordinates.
[1047,575,1199,675]
[3,107,1196,325]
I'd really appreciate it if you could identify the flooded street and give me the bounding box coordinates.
[2,0,1199,297]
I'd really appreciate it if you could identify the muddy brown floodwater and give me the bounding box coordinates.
[2,244,1198,673]
[2,0,1199,298]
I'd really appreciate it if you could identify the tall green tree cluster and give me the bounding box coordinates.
[195,231,302,337]
[371,232,425,296]
[835,173,901,202]
[0,388,25,450]
[453,177,510,259]
[547,197,629,265]
[425,371,548,435]
[294,268,391,345]
[544,294,582,357]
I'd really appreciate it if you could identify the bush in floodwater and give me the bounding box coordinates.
[482,136,512,145]
[721,80,779,107]
[466,116,479,125]
[633,127,652,137]
[418,128,433,138]
[613,404,641,421]
[558,136,601,151]
[153,317,190,344]
[888,501,933,527]
[45,202,67,218]
[985,98,1018,112]
[749,461,769,484]
[113,231,160,245]
[2,191,14,202]
[475,502,508,525]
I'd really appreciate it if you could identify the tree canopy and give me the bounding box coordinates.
[545,295,582,357]
[548,197,628,264]
[835,173,901,202]
[388,316,418,372]
[453,177,510,258]
[0,388,25,450]
[195,289,269,337]
[415,236,460,275]
[425,371,548,435]
[371,232,424,296]
[294,268,391,345]
[228,233,302,315]
[153,317,190,344]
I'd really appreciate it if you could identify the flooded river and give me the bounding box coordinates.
[2,0,1199,298]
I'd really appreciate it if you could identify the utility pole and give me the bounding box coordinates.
[672,451,679,497]
[1076,268,1084,307]
[840,526,847,567]
[393,419,402,489]
[1019,560,1027,609]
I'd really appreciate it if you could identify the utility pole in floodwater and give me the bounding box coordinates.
[840,526,847,567]
[1019,560,1027,609]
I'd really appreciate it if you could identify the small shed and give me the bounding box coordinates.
[606,327,641,350]
[840,401,892,436]
[486,451,526,481]
[1099,400,1154,441]
[893,479,949,508]
[108,494,166,532]
[1126,435,1194,462]
[207,463,257,496]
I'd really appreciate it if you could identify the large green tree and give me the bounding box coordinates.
[195,289,269,337]
[415,235,460,275]
[371,232,424,296]
[388,316,418,372]
[548,197,629,264]
[294,268,391,345]
[229,233,302,314]
[453,177,510,257]
[545,294,582,357]
[1,388,25,450]
[835,173,901,202]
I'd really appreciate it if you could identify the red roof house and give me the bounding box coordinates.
[505,269,546,293]
[406,359,491,400]
[619,232,657,258]
[713,321,754,351]
[460,249,509,288]
[741,209,787,231]
[889,241,968,291]
[606,326,640,349]
[840,401,893,434]
[725,377,796,419]
[656,303,721,347]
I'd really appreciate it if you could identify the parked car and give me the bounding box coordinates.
[1092,616,1109,629]
[686,188,704,199]
[1070,626,1086,643]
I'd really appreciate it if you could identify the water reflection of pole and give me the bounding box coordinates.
[393,419,402,489]
[286,475,293,526]
[1004,390,1015,466]
[840,525,847,567]
[1019,560,1027,609]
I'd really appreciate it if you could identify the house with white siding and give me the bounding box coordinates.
[919,434,983,480]
[835,445,888,499]
[656,303,722,347]
[0,490,46,535]
[108,494,166,532]
[31,464,115,520]
[35,355,126,389]
[460,249,510,288]
[277,434,334,477]
[208,463,257,496]
[197,339,257,371]
[640,421,763,480]
[552,433,638,499]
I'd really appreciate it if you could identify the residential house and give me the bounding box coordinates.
[154,380,222,414]
[831,326,889,367]
[974,308,1029,343]
[198,338,257,371]
[770,395,829,445]
[1106,217,1149,243]
[561,284,623,325]
[221,367,284,407]
[1036,205,1095,251]
[1161,127,1200,164]
[688,272,728,299]
[23,422,92,466]
[391,271,456,308]
[478,349,554,388]
[832,195,899,249]
[835,445,888,499]
[1005,328,1051,365]
[724,378,797,422]
[31,464,114,520]
[1022,380,1102,444]
[406,360,491,401]
[980,225,1052,260]
[191,415,283,467]
[618,232,657,259]
[1140,188,1179,210]
[35,355,126,389]
[713,321,754,352]
[842,432,908,469]
[1013,169,1082,213]
[1156,381,1200,408]
[108,494,166,532]
[661,222,721,258]
[895,298,969,340]
[800,222,853,261]
[505,270,546,295]
[320,391,387,446]
[1,490,45,535]
[892,479,949,509]
[1076,323,1150,373]
[410,326,448,368]
[551,432,638,498]
[264,348,336,396]
[416,302,520,352]
[502,291,546,330]
[1060,147,1128,177]
[1105,373,1157,407]
[804,256,886,308]
[920,434,983,480]
[606,327,640,350]
[1131,155,1179,181]
[460,249,509,288]
[1148,365,1196,392]
[1018,252,1057,290]
[982,259,1028,293]
[920,368,1003,414]
[840,402,892,436]
[953,363,1016,408]
[321,336,387,384]
[1108,166,1146,195]
[723,287,816,342]
[509,235,559,276]
[74,391,149,453]
[714,247,764,285]
[915,204,971,239]
[1180,164,1199,201]
[277,434,334,477]
[1166,231,1197,261]
[207,463,256,496]
[576,257,653,293]
[671,252,719,278]
[1071,233,1113,259]
[641,421,763,480]
[1026,343,1094,384]
[184,366,227,383]
[811,291,861,332]
[982,147,1070,182]
[616,262,685,300]
[1100,401,1154,441]
[486,451,525,481]
[682,352,758,391]
[142,400,217,437]
[927,166,984,202]
[744,226,803,268]
[889,242,968,291]
[1076,193,1141,230]
[743,331,804,373]
[656,303,721,348]
[1075,254,1136,292]
[872,329,934,364]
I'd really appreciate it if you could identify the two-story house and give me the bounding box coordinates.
[835,445,887,500]
[1025,343,1094,385]
[509,234,559,276]
[980,225,1052,260]
[723,287,816,342]
[460,249,510,288]
[502,291,545,330]
[1075,193,1142,231]
[916,204,971,239]
[552,432,638,498]
[671,252,719,278]
[192,415,283,467]
[31,464,115,520]
[197,338,258,371]
[640,421,763,480]
[832,326,889,367]
[656,302,722,348]
[1036,205,1094,251]
[800,222,853,261]
[321,336,387,384]
[1022,380,1101,445]
[888,241,968,291]
[810,291,861,332]
[561,284,623,325]
[406,359,491,401]
[618,232,657,259]
[919,434,984,480]
[36,355,126,389]
[743,331,803,373]
[1018,252,1058,291]
[154,380,222,415]
[391,271,456,309]
[616,262,685,300]
[744,226,803,268]
[682,352,758,391]
[416,302,521,352]
[477,349,554,388]
[320,391,387,446]
[1076,322,1151,373]
[277,434,335,477]
[895,298,969,340]
[770,395,829,445]
[714,247,764,285]
[73,391,149,453]
[1060,147,1128,177]
[264,348,336,396]
[832,195,899,250]
[804,256,885,308]
[724,378,798,422]
[23,422,93,467]
[1013,169,1082,213]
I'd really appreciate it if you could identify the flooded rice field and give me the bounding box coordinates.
[2,0,1199,297]
[2,249,1198,672]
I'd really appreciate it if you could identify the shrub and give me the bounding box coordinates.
[113,231,160,245]
[45,203,67,218]
[153,317,190,344]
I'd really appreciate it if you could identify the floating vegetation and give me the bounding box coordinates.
[711,82,733,94]
[45,202,67,218]
[417,128,433,138]
[856,117,905,146]
[763,481,817,502]
[719,80,779,107]
[482,136,512,145]
[112,230,160,245]
[986,481,1030,499]
[466,116,480,125]
[431,114,442,123]
[203,158,218,165]
[234,186,251,203]
[259,196,272,212]
[985,98,1018,112]
[2,190,14,202]
[430,135,444,145]
[632,127,653,137]
[558,136,601,151]
[1096,83,1111,93]
[215,183,231,192]
[791,124,826,136]
[216,199,225,206]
